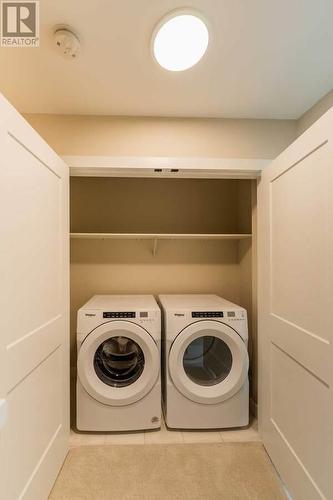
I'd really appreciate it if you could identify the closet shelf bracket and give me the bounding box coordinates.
[152,238,158,256]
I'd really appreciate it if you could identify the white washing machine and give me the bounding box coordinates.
[76,295,161,431]
[159,294,249,429]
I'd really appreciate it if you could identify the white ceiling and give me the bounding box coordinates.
[0,0,333,118]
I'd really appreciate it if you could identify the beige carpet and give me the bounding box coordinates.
[49,443,286,500]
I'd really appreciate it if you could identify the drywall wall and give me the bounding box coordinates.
[238,181,258,409]
[71,178,251,234]
[24,114,296,159]
[70,238,245,422]
[297,89,333,137]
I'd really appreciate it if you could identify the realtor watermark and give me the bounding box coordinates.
[1,1,39,46]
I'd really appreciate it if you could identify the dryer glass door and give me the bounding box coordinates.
[169,320,248,405]
[183,336,233,386]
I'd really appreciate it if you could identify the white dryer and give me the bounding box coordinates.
[76,295,161,431]
[159,294,249,429]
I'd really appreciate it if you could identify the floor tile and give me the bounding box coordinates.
[251,419,258,431]
[70,430,106,447]
[70,416,259,446]
[105,432,145,445]
[144,420,183,444]
[69,430,79,448]
[220,420,261,443]
[182,431,222,444]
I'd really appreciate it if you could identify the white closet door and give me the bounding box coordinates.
[258,108,333,499]
[0,94,69,500]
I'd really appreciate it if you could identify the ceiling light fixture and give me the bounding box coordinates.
[152,11,209,71]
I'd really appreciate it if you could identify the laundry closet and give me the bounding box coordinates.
[69,175,257,416]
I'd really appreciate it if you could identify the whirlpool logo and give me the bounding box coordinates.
[1,1,39,47]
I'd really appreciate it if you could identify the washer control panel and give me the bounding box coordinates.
[103,311,135,319]
[138,311,156,324]
[192,311,224,318]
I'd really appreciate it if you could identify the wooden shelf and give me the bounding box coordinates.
[70,232,251,256]
[70,232,252,240]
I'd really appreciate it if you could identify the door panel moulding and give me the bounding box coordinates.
[62,156,269,179]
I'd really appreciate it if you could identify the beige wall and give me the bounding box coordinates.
[24,114,296,159]
[297,89,333,137]
[70,178,253,355]
[70,238,244,355]
[238,180,257,405]
[71,177,251,234]
[24,89,333,159]
[70,238,246,422]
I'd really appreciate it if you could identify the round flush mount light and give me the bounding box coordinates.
[152,11,209,71]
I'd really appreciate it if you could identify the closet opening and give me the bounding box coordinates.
[70,176,257,421]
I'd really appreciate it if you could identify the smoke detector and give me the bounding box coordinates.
[54,28,80,60]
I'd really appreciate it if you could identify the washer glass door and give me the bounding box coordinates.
[169,320,248,405]
[78,321,159,407]
[94,336,144,388]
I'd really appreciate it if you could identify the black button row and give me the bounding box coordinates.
[192,311,224,318]
[103,312,136,318]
